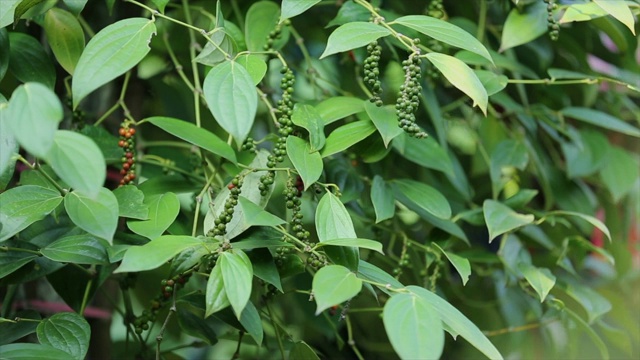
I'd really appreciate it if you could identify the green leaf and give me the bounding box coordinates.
[500,1,547,51]
[146,116,237,163]
[490,139,529,197]
[425,53,487,115]
[326,0,369,27]
[291,104,326,150]
[0,185,63,242]
[175,304,218,345]
[236,54,267,85]
[563,283,612,323]
[561,130,610,179]
[280,0,320,22]
[364,102,403,147]
[315,191,359,271]
[357,260,404,294]
[245,1,283,52]
[561,107,640,138]
[600,146,639,202]
[321,121,376,157]
[312,265,362,314]
[72,18,156,107]
[220,250,253,318]
[320,22,391,59]
[113,185,149,220]
[409,286,503,360]
[593,0,635,35]
[205,262,230,317]
[286,136,323,190]
[474,70,508,96]
[64,188,118,243]
[193,29,234,67]
[0,1,21,29]
[238,301,263,345]
[41,234,109,265]
[8,32,56,89]
[315,96,364,125]
[249,248,283,292]
[289,341,320,360]
[433,243,471,286]
[315,238,383,254]
[551,210,611,242]
[517,263,555,302]
[37,312,90,360]
[203,60,257,146]
[0,29,9,82]
[0,343,72,360]
[115,235,203,273]
[370,175,395,223]
[483,200,534,242]
[127,192,180,240]
[62,0,88,15]
[393,179,451,219]
[393,15,492,63]
[0,251,38,278]
[392,133,454,176]
[560,3,609,24]
[46,130,106,198]
[13,0,46,23]
[150,0,169,13]
[79,125,122,165]
[562,307,609,360]
[43,8,85,75]
[6,83,62,158]
[238,196,285,227]
[383,292,444,360]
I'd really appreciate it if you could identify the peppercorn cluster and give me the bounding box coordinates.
[209,176,243,237]
[364,41,383,107]
[395,56,427,138]
[117,121,137,186]
[241,137,257,153]
[427,0,446,19]
[544,0,559,41]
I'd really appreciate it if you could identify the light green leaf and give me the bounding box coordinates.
[383,292,444,360]
[315,96,364,125]
[146,116,237,163]
[115,235,203,273]
[203,60,257,146]
[46,130,106,198]
[193,29,234,67]
[6,83,62,158]
[320,22,391,59]
[593,0,635,35]
[433,243,471,286]
[150,0,169,13]
[393,179,451,219]
[500,1,547,51]
[280,0,321,22]
[561,130,610,179]
[0,29,9,84]
[236,54,267,85]
[238,196,285,227]
[393,15,492,63]
[560,3,608,24]
[312,265,362,314]
[245,1,285,52]
[370,175,395,223]
[600,146,639,202]
[37,312,90,360]
[490,139,529,197]
[289,341,320,360]
[113,185,149,220]
[517,263,555,302]
[0,1,21,29]
[474,70,508,96]
[41,234,109,265]
[43,8,85,75]
[205,262,230,317]
[127,192,180,240]
[563,282,612,323]
[286,136,323,190]
[0,185,62,242]
[550,210,611,242]
[364,102,403,147]
[392,133,454,176]
[321,120,376,157]
[315,238,383,254]
[483,200,534,242]
[64,188,118,243]
[72,18,156,108]
[0,343,72,360]
[8,32,56,89]
[315,191,359,270]
[220,250,253,318]
[238,301,263,345]
[291,104,325,150]
[563,307,609,359]
[62,0,88,15]
[425,53,487,115]
[561,107,640,138]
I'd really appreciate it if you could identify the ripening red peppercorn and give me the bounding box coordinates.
[119,128,126,136]
[129,128,136,135]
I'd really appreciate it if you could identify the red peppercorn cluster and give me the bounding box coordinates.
[117,122,136,187]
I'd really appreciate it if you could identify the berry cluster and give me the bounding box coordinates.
[241,137,257,153]
[395,56,427,138]
[264,19,289,51]
[210,176,243,237]
[132,273,191,334]
[427,0,446,19]
[364,41,383,106]
[544,0,559,41]
[117,122,137,186]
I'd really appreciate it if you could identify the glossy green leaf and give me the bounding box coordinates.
[286,136,323,190]
[8,32,56,88]
[205,262,230,317]
[312,265,362,314]
[245,1,284,52]
[320,22,391,59]
[43,8,85,75]
[175,304,218,345]
[364,102,403,147]
[146,116,236,163]
[115,235,203,273]
[112,185,148,220]
[238,196,285,227]
[315,238,383,254]
[62,0,88,15]
[0,1,21,29]
[0,29,10,81]
[551,211,611,242]
[483,200,534,242]
[291,104,326,151]
[425,53,487,115]
[72,18,156,107]
[41,234,109,265]
[289,341,320,360]
[150,0,169,13]
[393,179,451,219]
[13,0,46,23]
[203,60,257,146]
[593,0,635,35]
[490,139,529,197]
[280,0,320,22]
[475,70,508,96]
[236,54,267,85]
[357,260,404,293]
[561,107,640,138]
[0,251,38,278]
[64,188,118,243]
[249,248,283,292]
[0,185,63,242]
[383,292,444,360]
[79,125,122,165]
[0,343,71,360]
[238,301,263,345]
[409,286,503,360]
[315,96,364,125]
[37,312,90,360]
[517,263,555,302]
[600,146,639,202]
[6,83,62,158]
[127,192,180,240]
[220,250,253,318]
[392,133,454,176]
[433,243,470,286]
[500,1,547,51]
[315,191,359,270]
[321,121,376,157]
[560,3,608,24]
[46,130,106,198]
[394,15,492,63]
[370,175,395,223]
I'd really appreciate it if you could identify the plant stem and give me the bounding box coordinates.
[126,0,205,33]
[156,287,178,360]
[79,278,94,316]
[0,246,41,256]
[232,331,244,359]
[345,315,365,360]
[265,301,286,360]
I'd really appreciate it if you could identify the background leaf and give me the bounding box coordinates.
[433,243,471,286]
[517,263,555,302]
[291,104,326,150]
[561,107,640,138]
[0,343,71,360]
[112,185,148,220]
[370,175,395,223]
[8,32,56,89]
[599,146,639,202]
[393,179,451,219]
[321,121,376,157]
[483,200,534,242]
[115,235,203,273]
[593,0,635,35]
[206,263,230,317]
[364,102,402,147]
[500,1,547,51]
[280,0,321,22]
[41,234,109,265]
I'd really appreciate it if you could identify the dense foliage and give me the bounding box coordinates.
[1,0,639,359]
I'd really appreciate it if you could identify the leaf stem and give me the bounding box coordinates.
[125,0,205,33]
[0,246,41,255]
[265,300,286,360]
[79,278,94,316]
[156,287,178,360]
[16,157,67,195]
[345,315,365,360]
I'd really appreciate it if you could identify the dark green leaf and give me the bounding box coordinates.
[248,248,283,292]
[312,265,362,314]
[238,301,263,345]
[37,312,90,360]
[43,8,85,75]
[392,133,454,176]
[315,238,383,254]
[0,29,10,82]
[289,341,320,360]
[483,200,534,242]
[321,121,376,157]
[561,107,640,138]
[320,22,391,59]
[370,175,395,223]
[393,179,451,219]
[326,0,369,27]
[176,304,218,345]
[113,185,149,220]
[64,188,118,243]
[0,185,63,242]
[286,136,323,190]
[41,234,109,265]
[0,251,38,278]
[550,210,611,242]
[79,125,122,165]
[561,129,610,178]
[0,310,41,345]
[115,235,203,273]
[220,250,253,318]
[291,104,326,150]
[8,32,56,88]
[127,192,180,240]
[490,139,529,197]
[0,343,71,360]
[245,1,283,52]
